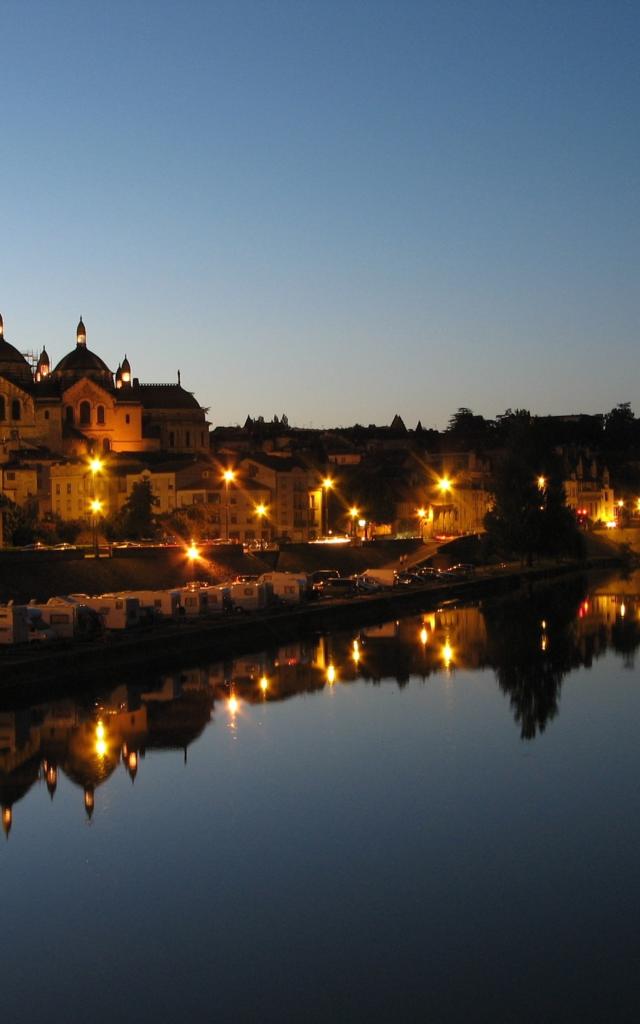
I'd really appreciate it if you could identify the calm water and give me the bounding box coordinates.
[2,571,640,1023]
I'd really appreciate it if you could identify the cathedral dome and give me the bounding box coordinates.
[51,320,113,388]
[0,314,33,386]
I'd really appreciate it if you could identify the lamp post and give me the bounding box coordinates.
[222,469,236,542]
[255,502,268,546]
[90,498,103,557]
[348,506,359,538]
[322,477,333,537]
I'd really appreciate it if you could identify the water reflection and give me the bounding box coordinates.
[2,570,639,834]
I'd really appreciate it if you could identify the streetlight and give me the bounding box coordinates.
[255,502,268,546]
[322,477,333,537]
[222,468,236,542]
[537,475,546,491]
[186,541,199,579]
[90,498,102,557]
[348,505,359,538]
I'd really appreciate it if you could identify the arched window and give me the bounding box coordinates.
[11,399,21,421]
[0,396,5,420]
[65,406,74,424]
[102,438,110,453]
[79,401,91,426]
[97,405,105,425]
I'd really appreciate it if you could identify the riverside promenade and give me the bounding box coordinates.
[0,557,620,703]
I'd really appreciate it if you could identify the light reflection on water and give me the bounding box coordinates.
[1,570,640,1022]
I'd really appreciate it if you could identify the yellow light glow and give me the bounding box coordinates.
[186,544,199,562]
[537,476,546,490]
[541,620,547,630]
[128,751,138,771]
[259,676,269,693]
[620,603,626,618]
[223,469,236,483]
[541,635,548,652]
[96,739,107,757]
[96,721,105,740]
[322,477,333,490]
[437,478,452,494]
[352,639,360,664]
[617,500,624,508]
[442,641,453,668]
[326,664,336,685]
[358,519,366,528]
[606,520,617,529]
[90,498,103,514]
[228,695,239,715]
[89,457,103,474]
[417,507,426,519]
[349,506,359,518]
[420,627,428,646]
[3,807,12,831]
[255,503,267,517]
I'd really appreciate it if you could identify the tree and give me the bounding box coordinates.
[109,480,159,540]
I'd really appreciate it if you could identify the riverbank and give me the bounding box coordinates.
[0,556,621,705]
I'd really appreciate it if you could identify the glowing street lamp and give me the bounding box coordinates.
[186,541,199,580]
[348,505,359,538]
[322,477,334,537]
[90,498,103,556]
[537,476,546,491]
[222,468,236,541]
[437,477,452,495]
[255,502,268,545]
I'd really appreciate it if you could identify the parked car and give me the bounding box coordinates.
[395,572,424,586]
[449,563,476,577]
[318,577,358,599]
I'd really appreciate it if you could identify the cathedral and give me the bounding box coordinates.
[0,313,209,458]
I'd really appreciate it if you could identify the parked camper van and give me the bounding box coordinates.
[70,594,141,630]
[257,572,307,605]
[230,581,268,612]
[122,590,181,620]
[0,604,30,645]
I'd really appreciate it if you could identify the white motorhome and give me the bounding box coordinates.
[359,568,397,588]
[0,604,30,645]
[70,594,141,630]
[230,581,268,612]
[120,590,181,620]
[28,600,76,639]
[257,572,307,604]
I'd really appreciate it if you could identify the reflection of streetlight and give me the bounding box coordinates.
[352,639,360,665]
[537,476,546,491]
[89,457,104,555]
[259,675,269,694]
[222,469,236,541]
[322,477,333,537]
[442,640,453,669]
[326,663,336,685]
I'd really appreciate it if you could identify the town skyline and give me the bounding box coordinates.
[2,1,638,428]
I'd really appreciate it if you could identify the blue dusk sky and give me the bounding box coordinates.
[1,0,638,429]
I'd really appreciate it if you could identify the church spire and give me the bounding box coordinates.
[76,316,86,347]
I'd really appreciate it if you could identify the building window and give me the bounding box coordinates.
[44,409,50,420]
[97,405,105,425]
[66,483,72,495]
[55,484,60,495]
[169,432,175,447]
[0,397,5,420]
[103,438,110,452]
[11,399,21,421]
[125,414,130,425]
[6,471,15,481]
[185,431,191,447]
[65,406,74,424]
[79,401,91,426]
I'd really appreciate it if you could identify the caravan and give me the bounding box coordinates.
[0,604,30,645]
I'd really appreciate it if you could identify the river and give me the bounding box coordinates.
[1,570,639,1022]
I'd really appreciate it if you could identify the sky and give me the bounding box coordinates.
[1,0,638,429]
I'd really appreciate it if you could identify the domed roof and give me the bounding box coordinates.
[51,320,113,387]
[0,315,33,386]
[53,346,112,377]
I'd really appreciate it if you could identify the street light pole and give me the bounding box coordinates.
[222,469,235,542]
[322,477,333,537]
